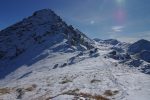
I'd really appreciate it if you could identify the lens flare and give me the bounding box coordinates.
[114,9,126,24]
[114,0,126,25]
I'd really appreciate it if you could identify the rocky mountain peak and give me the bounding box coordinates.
[30,9,61,23]
[33,9,54,16]
[0,9,94,61]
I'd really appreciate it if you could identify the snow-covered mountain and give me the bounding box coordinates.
[94,38,120,45]
[127,39,150,62]
[0,9,94,61]
[94,38,130,53]
[128,39,150,54]
[0,9,150,100]
[97,39,150,74]
[0,9,94,79]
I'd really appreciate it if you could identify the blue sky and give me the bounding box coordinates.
[0,0,150,42]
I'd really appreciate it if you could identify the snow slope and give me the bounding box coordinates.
[0,9,94,79]
[0,9,150,100]
[0,48,150,100]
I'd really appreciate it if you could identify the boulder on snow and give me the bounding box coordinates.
[60,63,67,68]
[141,64,150,74]
[89,48,99,57]
[53,64,59,69]
[127,59,143,67]
[109,50,117,55]
[108,50,131,61]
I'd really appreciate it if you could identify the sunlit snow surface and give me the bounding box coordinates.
[0,46,150,100]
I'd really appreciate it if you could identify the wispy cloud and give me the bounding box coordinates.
[108,26,124,34]
[111,26,124,33]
